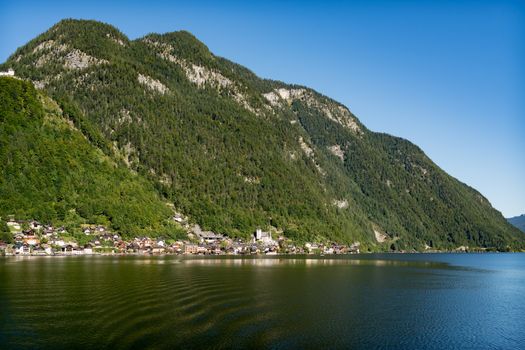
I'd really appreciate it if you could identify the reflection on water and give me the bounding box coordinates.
[4,254,450,268]
[1,254,524,349]
[177,256,447,268]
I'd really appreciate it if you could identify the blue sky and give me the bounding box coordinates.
[1,0,524,217]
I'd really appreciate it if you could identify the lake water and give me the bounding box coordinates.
[1,254,524,349]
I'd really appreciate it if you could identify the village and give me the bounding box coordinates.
[0,216,361,257]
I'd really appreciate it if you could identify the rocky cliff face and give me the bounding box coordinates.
[2,19,523,251]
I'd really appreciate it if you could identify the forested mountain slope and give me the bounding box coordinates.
[1,19,522,251]
[0,77,180,238]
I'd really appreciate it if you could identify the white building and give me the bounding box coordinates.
[0,68,15,77]
[254,228,275,245]
[53,240,66,247]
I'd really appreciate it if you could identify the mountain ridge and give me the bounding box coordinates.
[508,214,525,233]
[1,18,523,251]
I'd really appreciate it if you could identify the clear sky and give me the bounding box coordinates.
[1,0,524,217]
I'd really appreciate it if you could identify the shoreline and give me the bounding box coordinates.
[2,250,521,258]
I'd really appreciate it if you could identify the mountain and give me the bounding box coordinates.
[1,19,523,251]
[508,215,525,233]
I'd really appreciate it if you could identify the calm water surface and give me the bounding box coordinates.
[1,254,524,349]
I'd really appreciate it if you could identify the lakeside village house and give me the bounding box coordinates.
[0,68,15,77]
[0,216,360,256]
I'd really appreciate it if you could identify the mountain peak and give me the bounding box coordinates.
[43,18,129,45]
[4,19,129,73]
[52,18,120,31]
[140,30,214,63]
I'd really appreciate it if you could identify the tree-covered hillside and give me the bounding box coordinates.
[0,77,181,238]
[1,19,523,251]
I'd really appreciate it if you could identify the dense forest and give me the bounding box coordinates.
[1,19,523,251]
[0,77,184,240]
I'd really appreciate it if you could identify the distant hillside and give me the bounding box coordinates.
[508,215,525,233]
[1,19,523,251]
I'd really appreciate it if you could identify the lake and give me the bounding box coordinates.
[1,254,524,349]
